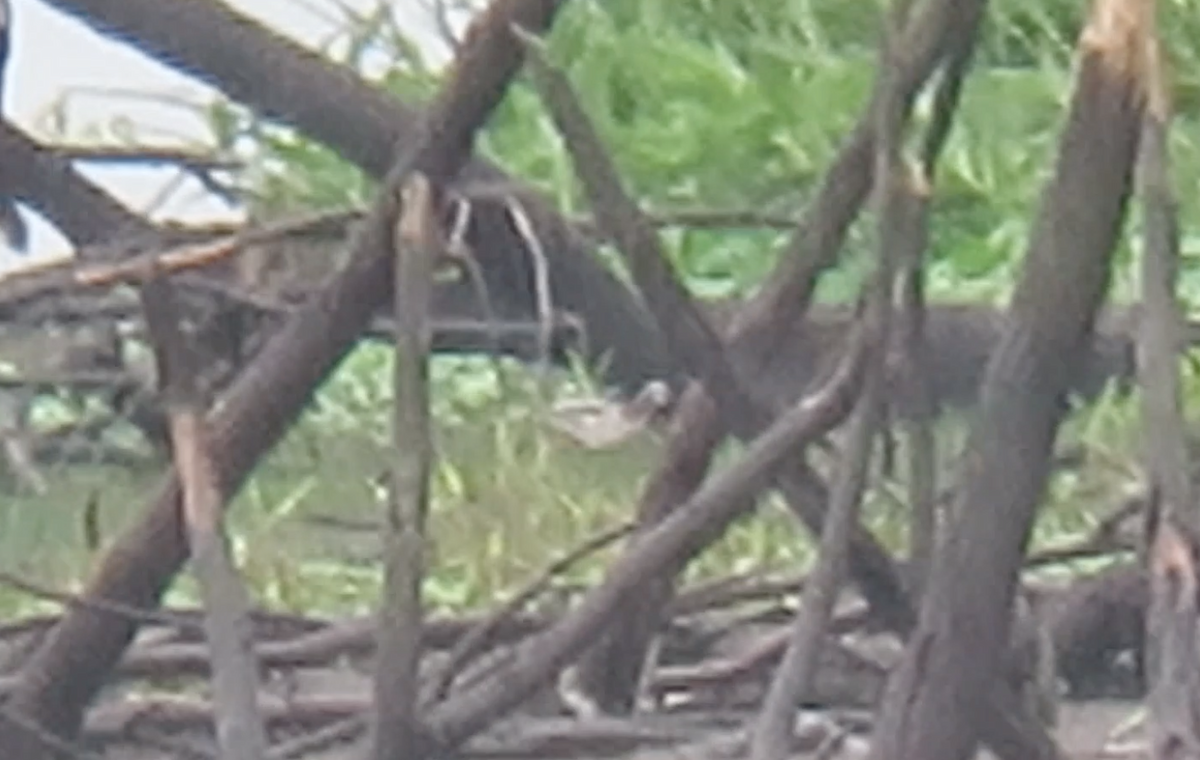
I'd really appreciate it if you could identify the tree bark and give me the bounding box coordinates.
[867,1,1152,757]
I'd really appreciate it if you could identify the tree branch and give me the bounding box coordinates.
[0,0,564,753]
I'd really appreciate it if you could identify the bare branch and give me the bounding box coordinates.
[868,0,1155,754]
[896,0,979,599]
[1133,17,1200,757]
[0,0,566,751]
[424,325,866,746]
[370,172,439,760]
[573,0,990,721]
[51,144,240,171]
[515,28,749,425]
[426,520,635,703]
[513,25,902,724]
[537,0,988,714]
[0,207,361,318]
[0,570,201,633]
[149,281,268,760]
[727,0,989,350]
[896,0,978,597]
[751,10,927,753]
[45,0,681,395]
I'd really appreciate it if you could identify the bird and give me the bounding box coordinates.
[548,380,673,450]
[0,0,28,254]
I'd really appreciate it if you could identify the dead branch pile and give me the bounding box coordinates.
[0,0,1193,759]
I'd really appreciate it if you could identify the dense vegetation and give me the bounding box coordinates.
[5,0,1200,618]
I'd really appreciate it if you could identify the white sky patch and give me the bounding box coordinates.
[3,0,478,268]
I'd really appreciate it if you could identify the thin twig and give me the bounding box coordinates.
[573,208,799,241]
[424,316,868,747]
[75,208,360,286]
[426,520,635,702]
[0,570,202,633]
[267,716,365,760]
[1024,495,1142,568]
[899,0,976,597]
[441,193,511,389]
[504,195,556,375]
[513,27,750,426]
[0,709,101,760]
[51,144,241,171]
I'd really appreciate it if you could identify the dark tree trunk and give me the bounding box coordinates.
[866,2,1151,758]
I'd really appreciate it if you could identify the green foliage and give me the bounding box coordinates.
[224,0,1200,303]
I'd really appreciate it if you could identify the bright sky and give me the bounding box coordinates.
[5,0,461,266]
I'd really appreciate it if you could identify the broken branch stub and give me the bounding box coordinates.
[867,0,1156,757]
